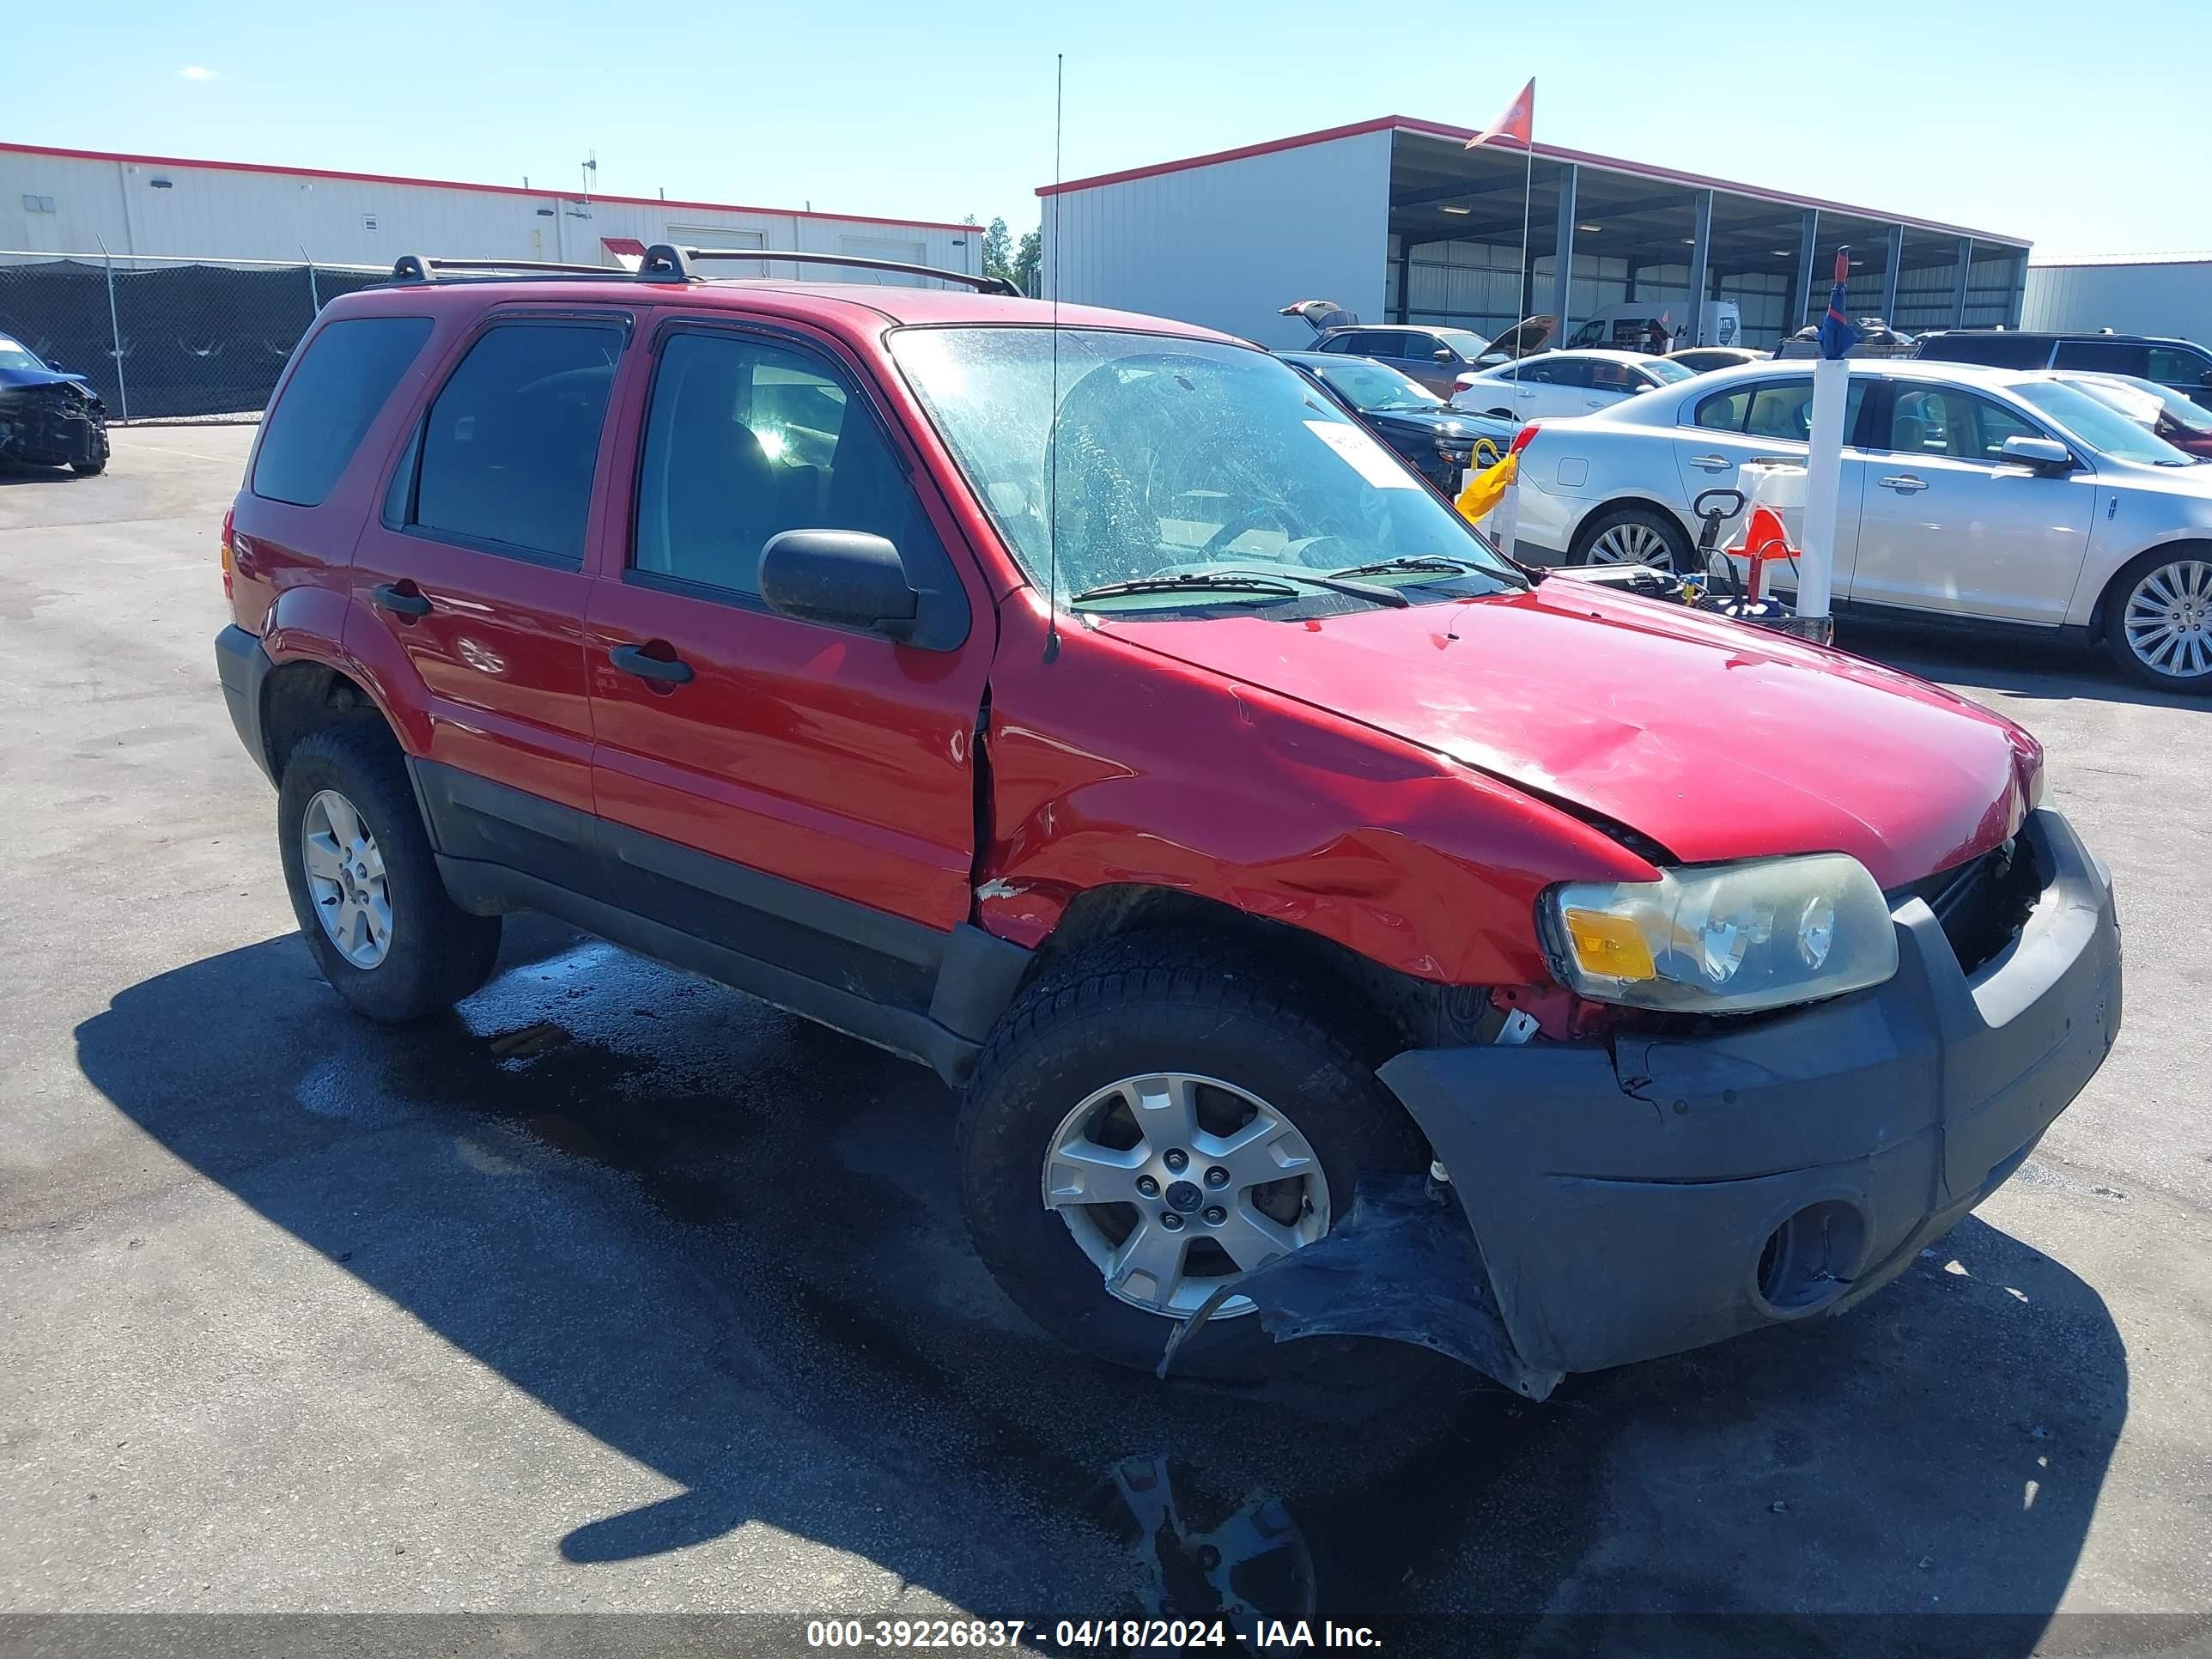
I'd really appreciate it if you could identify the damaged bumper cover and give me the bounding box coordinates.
[1230,808,2120,1389]
[0,380,109,468]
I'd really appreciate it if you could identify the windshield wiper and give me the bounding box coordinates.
[1070,574,1302,605]
[1327,555,1489,580]
[1072,568,1413,611]
[1215,567,1411,608]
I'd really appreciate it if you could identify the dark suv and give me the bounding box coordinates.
[212,248,2119,1396]
[1915,329,2212,410]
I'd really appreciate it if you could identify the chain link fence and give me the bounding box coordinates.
[0,252,391,422]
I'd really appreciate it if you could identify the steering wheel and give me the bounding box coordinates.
[1198,500,1298,557]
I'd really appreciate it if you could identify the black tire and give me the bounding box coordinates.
[1571,503,1693,570]
[957,935,1429,1377]
[276,722,502,1021]
[2101,545,2212,694]
[71,451,107,477]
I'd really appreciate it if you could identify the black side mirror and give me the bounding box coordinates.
[2199,368,2212,387]
[759,530,918,640]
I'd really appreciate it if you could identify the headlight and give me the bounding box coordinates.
[1543,854,1897,1013]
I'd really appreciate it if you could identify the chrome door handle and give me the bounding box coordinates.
[1690,453,1731,471]
[1880,473,1929,494]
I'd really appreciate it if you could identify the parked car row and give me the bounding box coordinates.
[1507,356,2212,690]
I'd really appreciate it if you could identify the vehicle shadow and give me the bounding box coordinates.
[0,460,81,486]
[1843,619,2205,714]
[75,924,2126,1645]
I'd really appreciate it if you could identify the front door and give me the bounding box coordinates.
[1852,382,2096,624]
[347,312,630,890]
[583,314,996,1010]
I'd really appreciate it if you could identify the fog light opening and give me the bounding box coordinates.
[1755,1200,1869,1316]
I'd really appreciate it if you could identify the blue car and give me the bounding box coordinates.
[1279,351,1516,494]
[0,331,109,474]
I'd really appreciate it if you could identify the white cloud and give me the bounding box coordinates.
[179,65,218,81]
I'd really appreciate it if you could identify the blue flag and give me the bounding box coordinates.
[1816,246,1860,361]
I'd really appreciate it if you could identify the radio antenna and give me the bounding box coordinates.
[1043,52,1065,664]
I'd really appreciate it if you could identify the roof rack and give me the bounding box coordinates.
[680,247,1020,297]
[388,245,696,283]
[385,244,1018,296]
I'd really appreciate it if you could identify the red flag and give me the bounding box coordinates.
[1465,79,1534,152]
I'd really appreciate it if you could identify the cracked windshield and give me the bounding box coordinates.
[891,326,1524,615]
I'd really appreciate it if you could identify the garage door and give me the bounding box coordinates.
[670,225,768,277]
[833,235,928,284]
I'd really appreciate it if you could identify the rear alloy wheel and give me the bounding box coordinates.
[301,788,393,969]
[1577,505,1691,570]
[2110,551,2212,692]
[277,723,503,1020]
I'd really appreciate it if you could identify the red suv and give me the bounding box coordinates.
[214,247,2122,1396]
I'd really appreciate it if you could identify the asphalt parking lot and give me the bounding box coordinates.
[3,426,2209,1652]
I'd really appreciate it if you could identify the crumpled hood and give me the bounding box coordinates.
[0,364,94,393]
[1106,582,2037,888]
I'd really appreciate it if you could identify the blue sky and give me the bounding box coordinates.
[10,0,2207,255]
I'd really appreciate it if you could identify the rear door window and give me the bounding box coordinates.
[1693,379,1869,441]
[403,320,624,564]
[2054,340,2151,376]
[252,316,433,507]
[1920,332,2051,369]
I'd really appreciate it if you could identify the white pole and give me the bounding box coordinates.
[1795,356,1847,642]
[1498,138,1533,563]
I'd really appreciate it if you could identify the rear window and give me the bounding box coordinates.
[251,316,433,507]
[1917,332,2051,370]
[405,321,623,563]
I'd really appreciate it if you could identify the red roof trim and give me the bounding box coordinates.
[1,141,978,234]
[1036,115,2029,246]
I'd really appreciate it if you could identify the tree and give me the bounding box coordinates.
[1012,228,1042,298]
[981,216,1015,288]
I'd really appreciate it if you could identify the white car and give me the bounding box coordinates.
[1510,358,2212,691]
[1451,349,1696,422]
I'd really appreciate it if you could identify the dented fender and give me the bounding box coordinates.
[975,599,1652,988]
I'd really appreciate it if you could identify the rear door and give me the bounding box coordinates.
[582,310,995,1009]
[1671,375,1871,594]
[1851,381,2095,623]
[347,310,629,891]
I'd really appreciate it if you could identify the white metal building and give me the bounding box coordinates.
[1040,116,2031,353]
[2023,253,2212,345]
[0,141,982,281]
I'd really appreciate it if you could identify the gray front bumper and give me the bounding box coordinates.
[1378,808,2121,1379]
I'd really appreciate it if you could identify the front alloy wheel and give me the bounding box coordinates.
[1042,1072,1328,1319]
[2120,556,2212,684]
